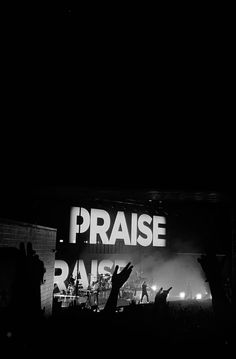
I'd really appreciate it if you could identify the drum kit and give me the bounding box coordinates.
[61,273,112,307]
[59,270,150,307]
[85,273,112,308]
[65,270,146,295]
[90,273,112,293]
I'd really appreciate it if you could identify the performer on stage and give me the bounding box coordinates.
[93,274,102,306]
[140,281,149,303]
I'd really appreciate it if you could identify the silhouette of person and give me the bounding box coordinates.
[104,262,133,313]
[140,281,149,303]
[154,287,172,306]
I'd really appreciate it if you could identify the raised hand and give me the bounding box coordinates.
[155,286,172,305]
[104,262,134,313]
[112,262,133,290]
[161,286,172,298]
[165,286,172,294]
[157,287,163,295]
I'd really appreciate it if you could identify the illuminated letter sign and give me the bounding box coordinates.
[109,211,130,245]
[54,259,128,290]
[69,207,166,247]
[137,214,153,247]
[90,209,110,244]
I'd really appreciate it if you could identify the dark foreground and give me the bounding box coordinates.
[0,299,233,357]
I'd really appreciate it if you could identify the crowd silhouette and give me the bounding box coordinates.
[0,246,233,355]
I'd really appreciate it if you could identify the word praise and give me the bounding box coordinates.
[54,258,128,291]
[69,207,166,247]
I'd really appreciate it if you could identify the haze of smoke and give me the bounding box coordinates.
[130,247,209,298]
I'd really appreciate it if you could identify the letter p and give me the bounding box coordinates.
[69,207,90,243]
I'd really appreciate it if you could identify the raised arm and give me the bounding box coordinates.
[104,262,133,313]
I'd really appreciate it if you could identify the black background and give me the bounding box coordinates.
[1,3,234,210]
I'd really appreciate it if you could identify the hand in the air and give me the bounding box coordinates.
[112,262,133,290]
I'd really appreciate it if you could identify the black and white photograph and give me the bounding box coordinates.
[0,3,234,357]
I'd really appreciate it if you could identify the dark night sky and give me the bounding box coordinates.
[1,4,234,240]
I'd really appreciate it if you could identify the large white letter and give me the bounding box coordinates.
[109,211,131,245]
[131,213,137,245]
[54,260,69,291]
[90,208,110,244]
[137,214,152,247]
[153,215,166,247]
[69,207,90,243]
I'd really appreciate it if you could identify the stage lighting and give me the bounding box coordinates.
[151,285,157,291]
[179,292,185,299]
[196,293,202,300]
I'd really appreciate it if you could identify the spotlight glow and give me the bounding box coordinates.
[179,292,185,299]
[151,285,157,291]
[196,293,202,300]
